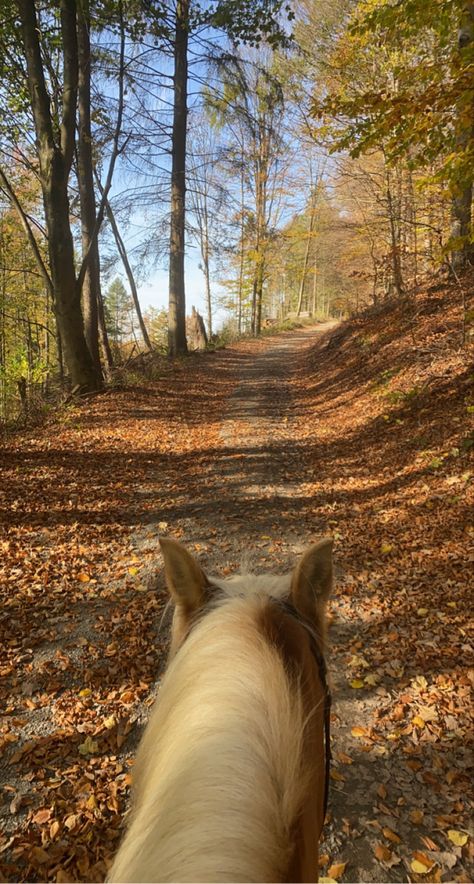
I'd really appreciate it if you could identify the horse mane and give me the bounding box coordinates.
[110,576,321,883]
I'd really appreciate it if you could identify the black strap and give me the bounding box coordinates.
[277,600,332,828]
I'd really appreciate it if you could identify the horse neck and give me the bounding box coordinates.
[115,598,312,883]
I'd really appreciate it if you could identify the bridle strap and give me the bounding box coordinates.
[277,600,332,830]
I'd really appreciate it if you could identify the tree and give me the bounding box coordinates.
[13,0,99,391]
[166,0,292,355]
[310,0,473,272]
[104,277,132,347]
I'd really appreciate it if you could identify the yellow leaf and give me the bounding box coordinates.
[351,726,368,738]
[77,572,90,582]
[78,735,99,756]
[64,814,77,830]
[158,521,168,531]
[128,567,139,576]
[349,679,364,689]
[327,862,346,880]
[103,715,116,730]
[411,860,431,874]
[380,542,393,555]
[86,794,97,810]
[417,608,428,615]
[448,830,468,846]
[79,688,91,698]
[413,716,426,729]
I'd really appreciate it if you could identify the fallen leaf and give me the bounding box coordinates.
[327,861,346,880]
[32,808,51,825]
[409,809,424,824]
[374,843,392,862]
[411,859,432,874]
[448,830,468,846]
[78,735,99,756]
[30,846,50,864]
[351,726,368,738]
[383,827,401,844]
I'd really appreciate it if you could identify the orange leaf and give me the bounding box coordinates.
[410,809,424,824]
[327,861,346,880]
[351,726,368,738]
[374,843,392,862]
[32,808,51,825]
[383,827,401,845]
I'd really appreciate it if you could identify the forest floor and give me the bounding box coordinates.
[0,273,473,884]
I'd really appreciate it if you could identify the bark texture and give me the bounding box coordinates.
[168,0,189,357]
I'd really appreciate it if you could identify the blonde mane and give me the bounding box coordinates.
[110,540,332,883]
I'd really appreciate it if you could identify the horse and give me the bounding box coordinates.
[109,536,333,883]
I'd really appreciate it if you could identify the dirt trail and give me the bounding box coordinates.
[205,323,390,882]
[1,314,471,883]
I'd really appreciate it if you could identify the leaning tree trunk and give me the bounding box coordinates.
[297,198,317,316]
[168,0,189,356]
[100,186,152,351]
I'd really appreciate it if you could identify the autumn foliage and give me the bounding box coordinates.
[0,273,472,882]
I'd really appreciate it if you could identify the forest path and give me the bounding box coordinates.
[198,322,394,883]
[1,315,471,884]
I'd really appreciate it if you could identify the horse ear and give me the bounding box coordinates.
[159,537,210,613]
[290,537,333,627]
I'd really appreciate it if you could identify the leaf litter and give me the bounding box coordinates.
[0,274,473,882]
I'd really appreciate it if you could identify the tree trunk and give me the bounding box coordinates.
[168,0,189,357]
[202,214,212,339]
[77,0,102,378]
[451,1,474,270]
[297,197,317,316]
[385,165,404,296]
[17,0,99,392]
[100,185,152,351]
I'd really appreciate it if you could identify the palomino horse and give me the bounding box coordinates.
[109,537,333,883]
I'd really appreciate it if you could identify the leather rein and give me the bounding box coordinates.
[278,599,332,830]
